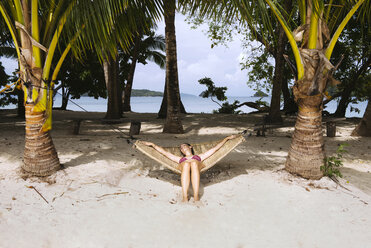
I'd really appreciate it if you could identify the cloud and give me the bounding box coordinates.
[133,14,254,96]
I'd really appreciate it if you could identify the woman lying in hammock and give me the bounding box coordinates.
[141,134,238,202]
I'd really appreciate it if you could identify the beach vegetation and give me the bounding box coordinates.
[199,77,268,114]
[0,62,17,107]
[54,51,106,110]
[321,144,348,178]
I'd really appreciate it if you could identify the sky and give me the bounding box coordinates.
[0,14,256,97]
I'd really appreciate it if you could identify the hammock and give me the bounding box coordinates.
[135,135,246,174]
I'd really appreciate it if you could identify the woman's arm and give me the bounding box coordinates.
[199,135,239,161]
[140,141,181,163]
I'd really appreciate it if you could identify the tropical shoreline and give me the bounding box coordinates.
[0,109,370,248]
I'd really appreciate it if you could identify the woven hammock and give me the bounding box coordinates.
[135,135,245,174]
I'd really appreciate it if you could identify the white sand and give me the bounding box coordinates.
[0,110,370,248]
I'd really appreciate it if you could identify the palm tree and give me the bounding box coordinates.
[266,0,369,179]
[183,0,369,179]
[163,0,184,133]
[0,0,163,176]
[122,30,166,112]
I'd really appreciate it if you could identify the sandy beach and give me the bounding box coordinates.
[0,109,370,248]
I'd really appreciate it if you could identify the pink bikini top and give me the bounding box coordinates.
[179,155,201,164]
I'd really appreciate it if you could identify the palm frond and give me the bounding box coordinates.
[147,50,166,69]
[0,45,17,58]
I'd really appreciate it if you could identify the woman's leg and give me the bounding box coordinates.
[181,163,191,202]
[190,161,200,201]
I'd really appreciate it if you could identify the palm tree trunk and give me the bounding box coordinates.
[158,82,167,118]
[285,96,324,179]
[352,99,371,136]
[122,60,137,112]
[23,104,60,176]
[285,49,330,179]
[158,81,186,119]
[162,0,183,133]
[20,1,60,176]
[104,54,122,119]
[123,36,140,113]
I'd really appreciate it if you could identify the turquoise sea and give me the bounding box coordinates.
[1,94,367,118]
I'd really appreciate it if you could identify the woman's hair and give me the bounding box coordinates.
[181,143,194,155]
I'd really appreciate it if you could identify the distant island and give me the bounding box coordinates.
[132,89,163,97]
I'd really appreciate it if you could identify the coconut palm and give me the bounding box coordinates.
[183,0,369,179]
[0,0,163,176]
[122,30,166,112]
[163,0,184,133]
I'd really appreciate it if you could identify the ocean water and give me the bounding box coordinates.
[1,94,367,118]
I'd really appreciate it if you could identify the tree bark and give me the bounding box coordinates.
[23,104,60,176]
[352,100,371,136]
[60,89,70,110]
[20,1,60,176]
[104,54,122,119]
[122,36,140,113]
[333,83,352,117]
[285,49,331,180]
[158,81,186,118]
[158,82,168,118]
[162,0,184,133]
[286,96,324,179]
[267,25,286,123]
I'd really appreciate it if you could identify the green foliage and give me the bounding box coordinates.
[321,144,348,178]
[240,45,274,93]
[0,61,17,107]
[212,101,242,114]
[198,77,227,101]
[198,77,241,114]
[56,51,106,101]
[330,14,371,108]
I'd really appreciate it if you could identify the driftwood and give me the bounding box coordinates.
[236,102,269,112]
